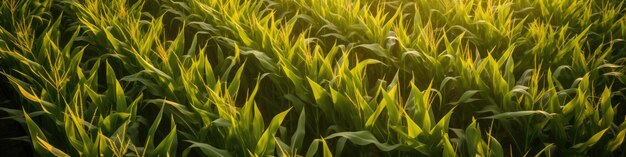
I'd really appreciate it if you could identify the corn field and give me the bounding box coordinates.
[1,0,625,156]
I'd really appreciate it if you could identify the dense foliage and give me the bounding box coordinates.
[1,0,626,156]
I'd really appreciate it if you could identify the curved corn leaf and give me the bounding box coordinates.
[325,131,402,151]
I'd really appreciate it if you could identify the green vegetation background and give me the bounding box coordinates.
[1,0,626,156]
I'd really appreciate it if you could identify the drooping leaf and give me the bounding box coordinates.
[183,141,232,157]
[325,131,402,151]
